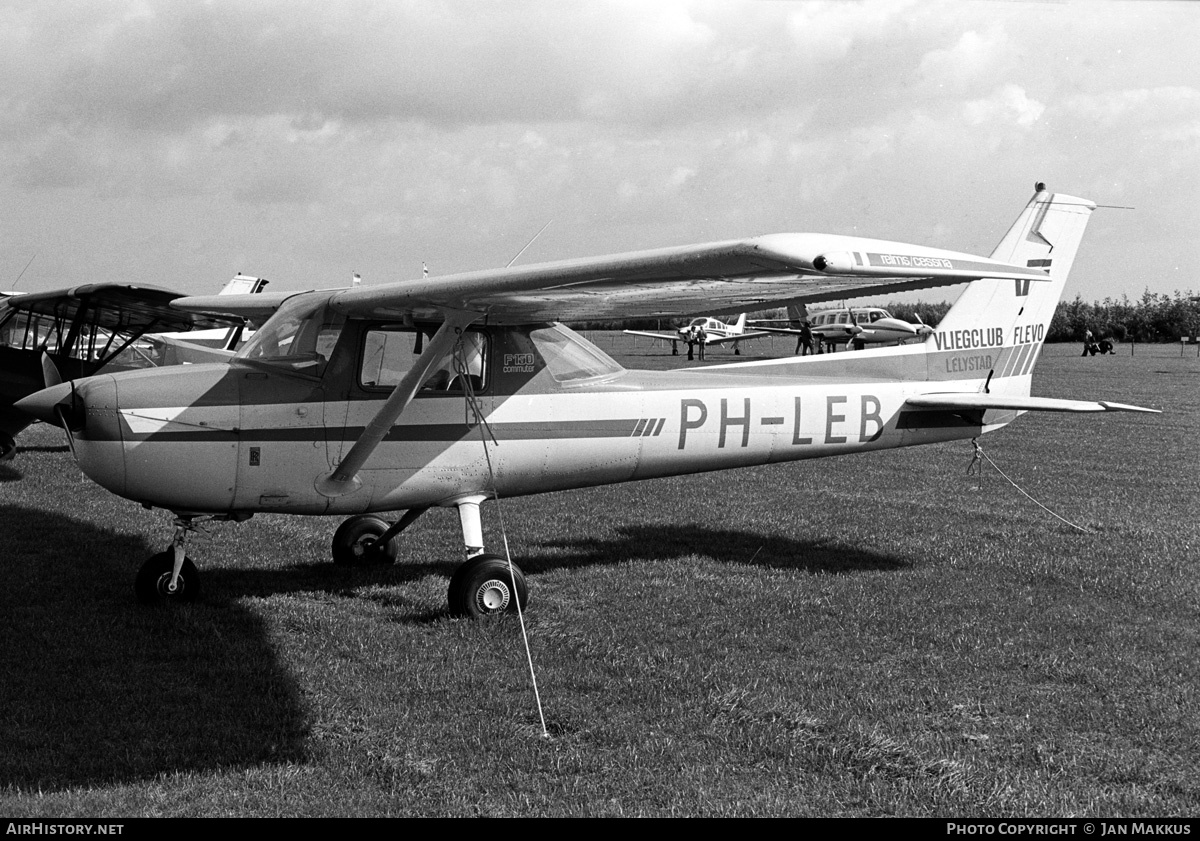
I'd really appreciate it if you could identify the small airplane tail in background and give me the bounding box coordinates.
[926,183,1095,393]
[218,274,269,297]
[785,304,808,328]
[732,312,748,334]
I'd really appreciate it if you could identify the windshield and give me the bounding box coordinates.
[237,294,345,377]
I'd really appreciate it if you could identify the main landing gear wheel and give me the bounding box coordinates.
[447,554,529,618]
[135,551,201,604]
[331,515,398,566]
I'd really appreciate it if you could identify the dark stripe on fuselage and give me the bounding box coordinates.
[111,417,645,444]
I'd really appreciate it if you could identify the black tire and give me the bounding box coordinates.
[331,515,398,566]
[0,434,14,462]
[135,551,201,604]
[447,554,529,618]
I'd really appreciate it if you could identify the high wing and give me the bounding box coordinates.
[174,289,297,321]
[174,232,1051,324]
[905,394,1161,414]
[9,283,243,336]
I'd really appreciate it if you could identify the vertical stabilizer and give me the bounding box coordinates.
[218,274,269,296]
[929,184,1095,393]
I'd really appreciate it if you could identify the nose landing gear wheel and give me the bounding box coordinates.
[135,551,201,604]
[332,515,399,566]
[447,554,529,618]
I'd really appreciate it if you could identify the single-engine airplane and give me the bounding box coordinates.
[625,313,772,359]
[17,184,1158,617]
[0,283,244,459]
[754,305,933,352]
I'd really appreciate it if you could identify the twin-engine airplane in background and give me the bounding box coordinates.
[625,313,772,359]
[17,183,1158,617]
[754,305,933,351]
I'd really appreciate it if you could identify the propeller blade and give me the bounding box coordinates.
[41,352,63,388]
[55,404,78,460]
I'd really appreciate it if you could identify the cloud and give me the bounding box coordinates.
[786,0,919,63]
[0,0,1195,302]
[916,28,1004,91]
[1065,86,1200,135]
[963,84,1045,128]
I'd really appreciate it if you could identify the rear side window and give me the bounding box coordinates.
[359,326,488,394]
[528,323,623,384]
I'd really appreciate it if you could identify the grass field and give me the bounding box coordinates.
[1,338,1197,817]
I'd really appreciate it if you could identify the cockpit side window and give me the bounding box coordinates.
[358,326,488,394]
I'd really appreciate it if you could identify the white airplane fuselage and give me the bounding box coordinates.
[677,316,744,341]
[16,186,1154,615]
[55,321,1017,518]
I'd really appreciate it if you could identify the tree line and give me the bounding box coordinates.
[873,292,1200,342]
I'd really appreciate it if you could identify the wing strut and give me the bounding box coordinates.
[316,310,479,498]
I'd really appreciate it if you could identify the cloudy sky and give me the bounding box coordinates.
[2,0,1197,306]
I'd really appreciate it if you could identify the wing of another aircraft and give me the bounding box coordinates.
[703,330,773,344]
[174,289,297,321]
[9,284,243,336]
[141,334,238,364]
[174,233,1051,325]
[623,329,684,342]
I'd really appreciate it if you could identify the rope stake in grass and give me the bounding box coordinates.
[967,439,1090,534]
[966,439,985,490]
[456,342,550,739]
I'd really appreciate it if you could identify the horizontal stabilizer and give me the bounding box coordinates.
[905,393,1160,414]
